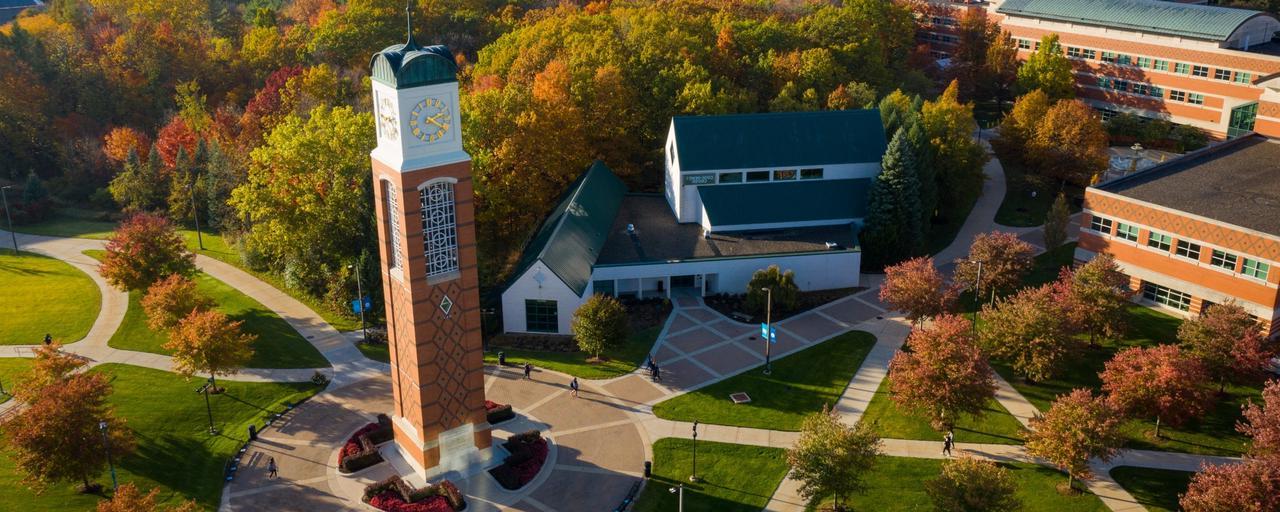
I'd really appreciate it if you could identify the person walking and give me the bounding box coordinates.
[267,457,278,479]
[523,362,532,380]
[42,333,51,345]
[652,363,662,383]
[942,431,954,457]
[570,377,579,398]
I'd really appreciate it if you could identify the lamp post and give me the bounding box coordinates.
[969,260,984,331]
[197,377,218,435]
[690,420,699,482]
[348,263,367,342]
[98,420,118,492]
[1,185,16,255]
[188,181,204,251]
[763,287,773,376]
[668,484,684,512]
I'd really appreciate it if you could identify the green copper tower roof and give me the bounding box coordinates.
[997,0,1268,42]
[369,5,458,88]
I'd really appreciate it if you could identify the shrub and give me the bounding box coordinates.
[571,294,629,360]
[745,265,799,315]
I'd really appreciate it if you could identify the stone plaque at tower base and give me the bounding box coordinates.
[387,415,499,484]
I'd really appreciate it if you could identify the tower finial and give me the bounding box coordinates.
[405,0,419,50]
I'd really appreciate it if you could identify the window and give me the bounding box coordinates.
[421,181,459,278]
[1115,222,1139,242]
[1170,90,1186,102]
[593,280,615,296]
[382,180,403,271]
[1089,215,1113,234]
[746,171,770,182]
[667,141,675,166]
[1153,59,1169,71]
[1068,47,1083,58]
[525,300,558,333]
[773,169,797,180]
[1187,93,1205,105]
[1017,38,1032,50]
[1210,249,1238,270]
[800,168,824,180]
[1192,65,1209,77]
[1235,72,1253,84]
[1215,68,1232,80]
[1083,49,1096,59]
[1132,84,1150,96]
[1117,55,1132,66]
[1175,62,1190,74]
[1243,258,1270,280]
[1101,51,1118,63]
[718,172,743,184]
[1148,85,1165,98]
[1114,80,1130,92]
[1175,240,1201,261]
[1142,282,1192,311]
[682,174,715,186]
[1136,57,1151,68]
[1097,77,1112,89]
[1147,232,1172,251]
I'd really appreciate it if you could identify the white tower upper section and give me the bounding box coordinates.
[369,35,468,172]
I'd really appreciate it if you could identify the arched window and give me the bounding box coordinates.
[420,180,459,278]
[382,180,403,271]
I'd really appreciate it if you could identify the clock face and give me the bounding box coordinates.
[409,97,452,143]
[377,97,398,141]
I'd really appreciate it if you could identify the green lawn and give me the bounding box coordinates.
[87,251,329,369]
[357,342,391,364]
[652,331,876,431]
[992,156,1083,227]
[0,358,33,404]
[0,251,101,345]
[483,324,664,380]
[927,188,982,256]
[861,378,1026,445]
[820,457,1108,511]
[14,209,362,332]
[631,439,789,512]
[0,363,322,511]
[1109,466,1193,512]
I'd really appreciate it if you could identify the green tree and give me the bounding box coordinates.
[787,406,882,511]
[879,89,919,138]
[1043,193,1070,250]
[905,118,937,228]
[745,265,799,315]
[861,127,923,268]
[923,81,988,218]
[1016,34,1075,100]
[925,456,1021,512]
[571,294,629,360]
[108,149,166,212]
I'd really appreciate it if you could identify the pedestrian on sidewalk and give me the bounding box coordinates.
[267,457,278,479]
[942,430,954,457]
[523,362,532,380]
[43,333,51,345]
[652,363,662,382]
[570,377,579,398]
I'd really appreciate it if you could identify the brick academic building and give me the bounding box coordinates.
[918,0,1280,138]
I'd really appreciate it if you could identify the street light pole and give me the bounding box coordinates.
[98,421,118,492]
[188,182,204,251]
[971,260,984,331]
[690,420,699,482]
[763,287,773,376]
[199,377,218,435]
[348,263,367,342]
[668,484,684,512]
[1,185,16,255]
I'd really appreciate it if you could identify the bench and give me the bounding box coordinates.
[730,311,752,323]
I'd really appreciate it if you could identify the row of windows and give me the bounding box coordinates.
[1142,282,1192,311]
[1096,77,1163,98]
[1090,214,1271,281]
[1061,46,1253,83]
[929,16,957,27]
[1168,90,1205,105]
[683,168,824,186]
[925,32,959,44]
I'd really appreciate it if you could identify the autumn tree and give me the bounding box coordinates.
[1016,34,1075,100]
[108,149,167,212]
[141,274,215,332]
[979,284,1080,382]
[99,213,196,292]
[1055,254,1133,345]
[1181,457,1280,512]
[1025,389,1124,490]
[993,89,1050,160]
[889,315,996,430]
[1043,193,1071,250]
[953,231,1036,299]
[102,127,151,165]
[1,372,134,492]
[14,342,85,402]
[1028,99,1109,186]
[1179,302,1277,390]
[985,31,1020,111]
[1238,379,1280,457]
[949,9,1003,102]
[925,456,1020,512]
[745,265,799,315]
[879,257,957,323]
[153,117,199,170]
[97,483,199,512]
[1101,345,1212,438]
[571,294,629,361]
[788,406,881,511]
[861,128,924,268]
[923,81,988,217]
[164,309,255,389]
[879,90,919,139]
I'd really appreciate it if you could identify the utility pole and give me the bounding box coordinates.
[1,185,16,255]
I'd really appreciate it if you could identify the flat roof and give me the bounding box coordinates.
[595,195,857,266]
[997,0,1267,41]
[671,110,887,172]
[698,179,871,228]
[1096,134,1280,236]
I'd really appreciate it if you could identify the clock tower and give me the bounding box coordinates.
[369,18,492,477]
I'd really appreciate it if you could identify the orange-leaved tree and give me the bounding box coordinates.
[1025,389,1123,491]
[99,213,196,292]
[141,274,215,332]
[164,309,255,389]
[888,314,995,430]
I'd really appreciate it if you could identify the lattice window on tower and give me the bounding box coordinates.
[382,180,403,271]
[420,180,459,278]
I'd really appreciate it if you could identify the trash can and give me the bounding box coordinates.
[643,461,651,479]
[248,424,257,441]
[498,351,506,366]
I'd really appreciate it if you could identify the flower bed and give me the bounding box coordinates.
[488,430,549,490]
[484,400,514,424]
[338,415,394,473]
[364,475,466,512]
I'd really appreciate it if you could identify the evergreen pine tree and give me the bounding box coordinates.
[905,119,937,232]
[22,171,48,204]
[109,149,165,212]
[861,128,924,269]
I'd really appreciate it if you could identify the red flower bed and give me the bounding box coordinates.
[339,422,381,463]
[484,400,500,411]
[369,491,452,512]
[511,437,549,486]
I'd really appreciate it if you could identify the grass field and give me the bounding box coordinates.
[992,154,1083,228]
[0,363,322,511]
[86,250,328,369]
[631,439,789,512]
[1109,466,1193,512]
[652,331,876,431]
[861,378,1026,445]
[0,251,101,345]
[357,342,391,363]
[0,358,33,404]
[483,325,664,380]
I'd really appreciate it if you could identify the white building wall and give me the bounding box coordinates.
[664,124,684,221]
[591,251,861,295]
[501,261,587,335]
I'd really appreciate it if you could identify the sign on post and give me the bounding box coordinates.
[351,296,371,313]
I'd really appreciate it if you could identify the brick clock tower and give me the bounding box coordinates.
[368,26,492,477]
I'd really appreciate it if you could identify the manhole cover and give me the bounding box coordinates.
[730,392,751,404]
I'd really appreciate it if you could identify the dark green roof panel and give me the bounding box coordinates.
[698,178,872,227]
[997,0,1266,41]
[672,110,887,172]
[371,43,458,89]
[509,162,628,297]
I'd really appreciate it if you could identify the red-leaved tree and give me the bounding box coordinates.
[1239,379,1280,457]
[1025,389,1124,490]
[1181,456,1280,512]
[1101,345,1213,438]
[1053,254,1133,345]
[979,283,1080,382]
[889,314,995,430]
[153,117,199,170]
[880,257,958,324]
[141,274,215,331]
[952,232,1035,299]
[1179,302,1277,391]
[99,213,196,291]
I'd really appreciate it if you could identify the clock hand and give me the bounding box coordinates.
[425,112,450,129]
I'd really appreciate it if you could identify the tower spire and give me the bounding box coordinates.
[404,0,419,50]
